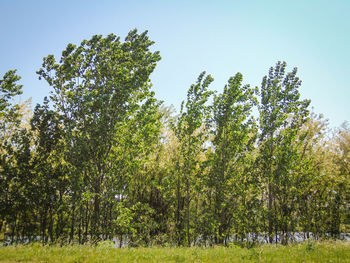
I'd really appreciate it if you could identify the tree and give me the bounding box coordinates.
[332,122,350,236]
[37,29,161,241]
[173,72,214,246]
[207,72,258,244]
[2,54,349,246]
[257,61,310,243]
[30,97,69,242]
[0,70,23,235]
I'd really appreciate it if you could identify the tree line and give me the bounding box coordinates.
[1,30,349,246]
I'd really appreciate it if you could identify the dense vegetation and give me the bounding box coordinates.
[1,30,349,247]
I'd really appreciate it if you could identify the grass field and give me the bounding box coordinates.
[0,241,349,262]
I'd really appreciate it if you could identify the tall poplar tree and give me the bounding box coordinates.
[208,72,258,244]
[258,61,310,243]
[173,72,214,246]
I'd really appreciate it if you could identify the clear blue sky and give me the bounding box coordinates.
[1,0,349,127]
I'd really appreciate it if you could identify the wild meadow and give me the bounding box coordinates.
[1,241,350,262]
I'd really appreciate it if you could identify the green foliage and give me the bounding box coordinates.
[34,29,162,242]
[0,70,22,125]
[172,72,214,246]
[205,72,258,244]
[257,61,311,244]
[0,34,349,248]
[0,70,27,238]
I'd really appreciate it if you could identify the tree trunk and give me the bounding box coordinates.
[70,204,75,242]
[186,178,190,247]
[268,181,273,243]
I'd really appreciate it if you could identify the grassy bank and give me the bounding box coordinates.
[0,241,349,262]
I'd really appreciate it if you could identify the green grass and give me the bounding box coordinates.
[0,241,349,262]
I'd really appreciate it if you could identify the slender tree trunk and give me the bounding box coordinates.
[92,174,101,241]
[119,234,123,248]
[268,181,273,243]
[176,161,182,246]
[10,213,18,243]
[48,208,54,243]
[186,178,190,247]
[41,208,47,243]
[84,202,89,243]
[78,206,82,244]
[70,204,75,242]
[0,218,3,234]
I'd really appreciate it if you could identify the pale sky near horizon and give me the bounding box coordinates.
[0,0,349,128]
